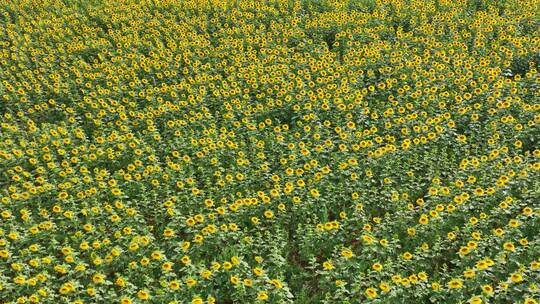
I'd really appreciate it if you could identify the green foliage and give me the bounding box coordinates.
[0,0,539,303]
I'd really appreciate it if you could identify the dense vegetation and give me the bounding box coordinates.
[1,0,539,303]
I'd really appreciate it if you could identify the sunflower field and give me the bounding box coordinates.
[0,0,539,303]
